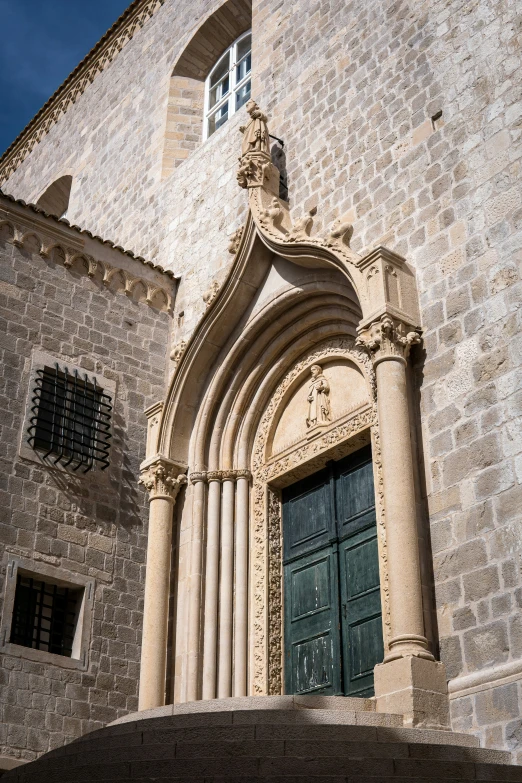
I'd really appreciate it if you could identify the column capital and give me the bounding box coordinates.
[139,455,187,502]
[207,470,223,482]
[190,471,207,484]
[356,312,422,366]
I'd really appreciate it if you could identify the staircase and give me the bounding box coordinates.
[4,696,519,782]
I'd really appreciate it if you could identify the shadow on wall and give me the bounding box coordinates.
[36,175,72,218]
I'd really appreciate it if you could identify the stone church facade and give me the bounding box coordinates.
[0,0,521,776]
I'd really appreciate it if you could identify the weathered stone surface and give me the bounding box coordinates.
[0,0,520,761]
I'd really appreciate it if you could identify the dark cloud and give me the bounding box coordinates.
[0,0,131,156]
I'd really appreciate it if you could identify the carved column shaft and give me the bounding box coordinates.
[202,472,222,699]
[138,458,187,711]
[218,474,235,698]
[357,314,431,661]
[186,473,206,702]
[234,471,251,697]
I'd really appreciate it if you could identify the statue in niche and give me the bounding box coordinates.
[306,364,331,428]
[239,100,270,157]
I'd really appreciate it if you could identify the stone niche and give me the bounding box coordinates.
[268,358,369,458]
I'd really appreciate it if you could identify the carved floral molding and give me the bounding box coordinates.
[0,0,165,184]
[139,456,187,501]
[249,337,392,696]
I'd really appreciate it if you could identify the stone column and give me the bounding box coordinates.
[202,471,222,699]
[186,472,206,702]
[357,313,449,728]
[234,470,251,697]
[218,472,235,698]
[138,456,187,711]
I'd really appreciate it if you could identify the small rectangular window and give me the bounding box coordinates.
[27,363,112,472]
[10,575,83,658]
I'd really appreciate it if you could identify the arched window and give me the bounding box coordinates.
[203,31,251,139]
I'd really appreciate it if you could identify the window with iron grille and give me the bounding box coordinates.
[10,575,83,657]
[27,364,112,472]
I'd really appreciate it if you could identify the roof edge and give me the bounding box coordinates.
[0,0,165,186]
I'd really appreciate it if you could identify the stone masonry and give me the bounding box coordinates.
[0,209,172,763]
[0,0,520,762]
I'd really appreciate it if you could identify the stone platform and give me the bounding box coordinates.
[4,697,520,782]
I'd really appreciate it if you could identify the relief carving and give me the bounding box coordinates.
[139,457,187,501]
[325,217,354,249]
[356,313,422,364]
[203,280,220,308]
[228,227,243,255]
[170,339,187,365]
[306,364,331,429]
[267,487,283,695]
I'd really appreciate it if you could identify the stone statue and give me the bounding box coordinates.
[306,364,331,428]
[239,100,270,157]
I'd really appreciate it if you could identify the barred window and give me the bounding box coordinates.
[204,31,252,139]
[27,364,112,472]
[10,574,83,658]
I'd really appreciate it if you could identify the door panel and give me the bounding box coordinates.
[335,446,376,539]
[284,545,341,695]
[283,468,334,562]
[339,529,383,696]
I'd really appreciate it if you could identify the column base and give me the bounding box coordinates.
[374,656,450,730]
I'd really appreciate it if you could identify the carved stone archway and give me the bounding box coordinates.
[138,102,451,730]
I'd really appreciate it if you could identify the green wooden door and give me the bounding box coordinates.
[283,468,341,695]
[282,446,383,697]
[335,448,384,696]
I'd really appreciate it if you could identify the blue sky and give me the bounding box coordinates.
[0,0,131,156]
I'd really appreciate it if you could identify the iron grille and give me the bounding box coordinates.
[27,364,112,472]
[10,575,81,657]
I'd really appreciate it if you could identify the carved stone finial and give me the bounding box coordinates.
[228,227,243,254]
[139,457,187,501]
[306,364,331,429]
[170,339,186,364]
[203,280,220,308]
[237,101,279,194]
[288,207,316,242]
[326,217,353,248]
[262,197,283,229]
[356,313,422,365]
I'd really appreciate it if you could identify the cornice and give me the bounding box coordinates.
[0,0,165,185]
[0,191,177,312]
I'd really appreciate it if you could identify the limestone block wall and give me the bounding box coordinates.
[0,0,520,757]
[251,0,522,757]
[0,223,171,763]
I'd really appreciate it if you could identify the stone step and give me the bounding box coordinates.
[41,738,512,768]
[5,702,519,783]
[7,754,521,782]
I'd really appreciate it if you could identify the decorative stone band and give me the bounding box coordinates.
[0,207,173,312]
[139,456,187,501]
[189,469,252,484]
[356,313,422,367]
